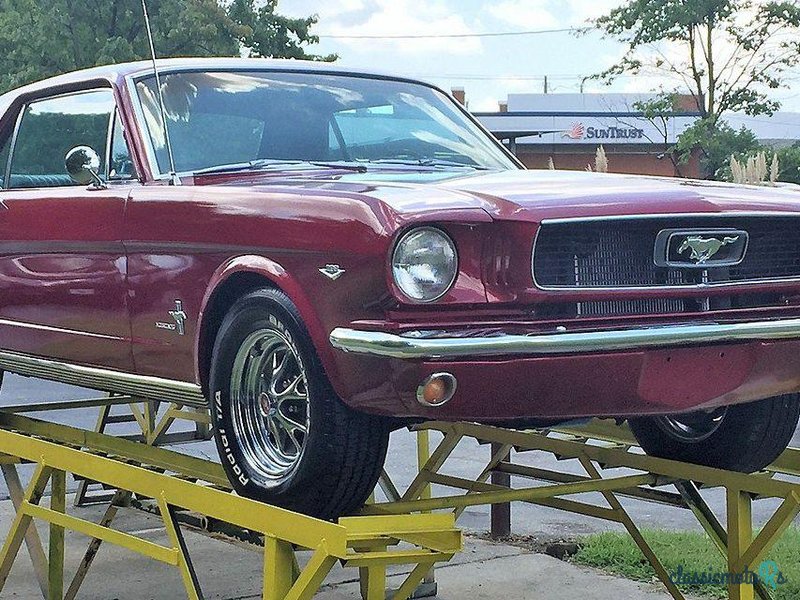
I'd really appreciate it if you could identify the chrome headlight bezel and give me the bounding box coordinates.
[391,226,459,303]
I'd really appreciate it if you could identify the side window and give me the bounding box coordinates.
[8,89,115,189]
[109,111,136,180]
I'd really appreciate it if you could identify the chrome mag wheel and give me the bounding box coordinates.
[229,328,310,481]
[655,407,729,443]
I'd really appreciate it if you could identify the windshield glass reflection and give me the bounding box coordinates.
[135,70,517,174]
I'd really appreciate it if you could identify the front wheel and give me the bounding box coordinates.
[629,394,800,473]
[210,288,389,520]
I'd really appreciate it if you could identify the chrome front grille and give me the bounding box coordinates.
[576,298,687,317]
[533,215,800,289]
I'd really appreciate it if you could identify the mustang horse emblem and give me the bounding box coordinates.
[677,235,740,264]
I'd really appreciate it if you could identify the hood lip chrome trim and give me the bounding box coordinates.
[540,212,800,224]
[0,350,206,407]
[531,212,800,292]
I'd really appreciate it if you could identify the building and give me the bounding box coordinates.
[472,92,800,178]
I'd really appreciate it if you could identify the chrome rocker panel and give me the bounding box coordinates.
[0,350,206,407]
[329,318,800,360]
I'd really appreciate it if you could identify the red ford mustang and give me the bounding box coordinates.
[1,58,799,519]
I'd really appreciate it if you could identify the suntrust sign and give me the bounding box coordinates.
[475,112,697,145]
[563,122,646,141]
[586,125,646,140]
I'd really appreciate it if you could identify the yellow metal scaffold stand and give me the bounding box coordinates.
[0,407,461,600]
[374,420,799,600]
[0,394,798,600]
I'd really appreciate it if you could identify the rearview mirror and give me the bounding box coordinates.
[65,146,105,188]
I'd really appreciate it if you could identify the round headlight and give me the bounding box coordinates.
[392,227,458,302]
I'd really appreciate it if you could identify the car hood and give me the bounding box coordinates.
[434,169,800,222]
[201,168,800,224]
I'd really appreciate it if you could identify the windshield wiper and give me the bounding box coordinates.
[194,159,305,175]
[193,157,487,176]
[194,159,367,176]
[363,158,491,170]
[309,161,368,173]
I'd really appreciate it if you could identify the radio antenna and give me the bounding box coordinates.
[140,0,180,185]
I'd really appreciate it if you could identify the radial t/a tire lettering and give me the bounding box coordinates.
[209,287,389,520]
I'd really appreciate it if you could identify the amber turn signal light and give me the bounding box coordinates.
[416,372,458,407]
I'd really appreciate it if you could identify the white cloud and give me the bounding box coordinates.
[485,0,622,29]
[282,0,368,21]
[486,0,558,29]
[564,0,624,21]
[313,0,483,56]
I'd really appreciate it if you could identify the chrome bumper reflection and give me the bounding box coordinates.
[329,318,800,360]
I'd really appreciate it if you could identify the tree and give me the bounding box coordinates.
[229,0,335,61]
[628,94,689,176]
[593,0,800,124]
[775,144,800,184]
[675,119,761,178]
[0,0,333,95]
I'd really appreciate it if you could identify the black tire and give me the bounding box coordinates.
[629,394,800,472]
[209,287,389,520]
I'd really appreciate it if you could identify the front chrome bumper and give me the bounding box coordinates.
[329,318,800,360]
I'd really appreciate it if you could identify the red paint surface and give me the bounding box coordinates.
[1,59,800,421]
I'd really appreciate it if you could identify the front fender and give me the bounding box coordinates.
[195,254,345,393]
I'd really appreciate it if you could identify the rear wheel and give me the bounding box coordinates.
[210,288,389,520]
[629,394,800,472]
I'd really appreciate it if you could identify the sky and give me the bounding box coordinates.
[281,0,800,114]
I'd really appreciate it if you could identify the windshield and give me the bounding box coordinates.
[133,70,517,175]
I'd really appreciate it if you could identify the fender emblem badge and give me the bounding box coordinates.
[157,300,188,335]
[319,264,346,280]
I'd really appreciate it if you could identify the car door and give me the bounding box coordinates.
[0,88,134,371]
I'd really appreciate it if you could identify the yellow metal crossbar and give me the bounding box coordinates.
[365,472,656,514]
[370,419,800,600]
[0,414,460,600]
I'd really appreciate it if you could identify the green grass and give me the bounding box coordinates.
[572,527,800,599]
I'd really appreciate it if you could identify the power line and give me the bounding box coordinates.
[316,27,580,40]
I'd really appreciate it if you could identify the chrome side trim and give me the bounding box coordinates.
[0,350,206,407]
[0,318,126,341]
[531,213,800,291]
[329,318,800,360]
